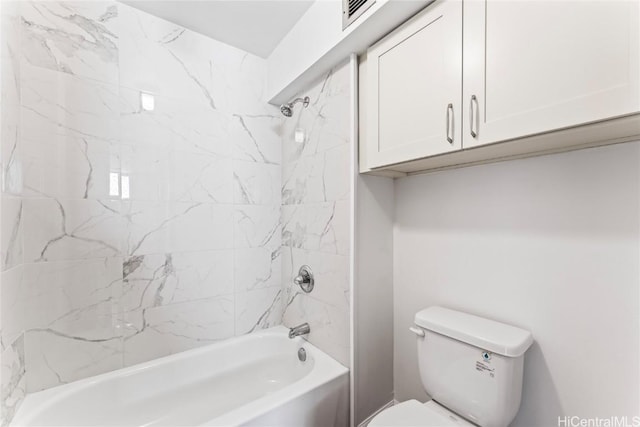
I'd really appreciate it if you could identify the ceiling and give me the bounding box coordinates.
[122,0,315,58]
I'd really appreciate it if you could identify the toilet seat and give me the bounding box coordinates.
[368,400,475,427]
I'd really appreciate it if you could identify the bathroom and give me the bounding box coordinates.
[0,0,638,426]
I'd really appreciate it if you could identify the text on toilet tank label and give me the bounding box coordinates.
[475,360,496,378]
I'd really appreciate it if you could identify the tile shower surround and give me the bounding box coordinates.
[281,61,352,367]
[0,1,284,421]
[0,2,353,424]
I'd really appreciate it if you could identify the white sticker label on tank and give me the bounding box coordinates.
[475,361,495,377]
[475,354,496,379]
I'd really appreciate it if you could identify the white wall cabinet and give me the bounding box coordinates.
[463,0,639,148]
[361,0,640,173]
[366,0,462,168]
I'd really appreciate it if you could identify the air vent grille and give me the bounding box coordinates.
[343,0,375,30]
[348,0,368,16]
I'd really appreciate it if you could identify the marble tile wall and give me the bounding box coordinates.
[1,2,284,422]
[1,1,25,424]
[281,61,352,367]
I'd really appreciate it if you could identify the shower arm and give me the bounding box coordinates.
[289,97,310,108]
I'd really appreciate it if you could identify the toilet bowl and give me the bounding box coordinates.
[369,400,475,426]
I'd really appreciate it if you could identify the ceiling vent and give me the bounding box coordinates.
[343,0,375,30]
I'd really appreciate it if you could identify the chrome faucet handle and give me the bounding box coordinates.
[294,265,314,293]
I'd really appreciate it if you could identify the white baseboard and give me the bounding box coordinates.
[357,400,396,427]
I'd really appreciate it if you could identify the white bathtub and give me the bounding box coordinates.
[12,326,349,427]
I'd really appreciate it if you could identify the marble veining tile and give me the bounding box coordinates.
[281,112,307,165]
[119,87,232,158]
[23,198,124,262]
[207,49,272,116]
[169,203,234,253]
[307,70,350,155]
[22,134,118,200]
[124,202,234,256]
[10,258,122,341]
[20,1,119,85]
[1,196,22,271]
[121,250,234,313]
[24,329,122,393]
[1,137,23,197]
[316,200,349,256]
[282,143,350,206]
[122,200,171,256]
[281,159,307,206]
[119,144,171,202]
[234,205,281,251]
[234,247,281,292]
[233,161,281,205]
[122,138,232,206]
[1,334,26,425]
[169,152,233,204]
[282,288,349,367]
[235,287,283,335]
[281,61,351,163]
[1,92,20,151]
[117,3,215,107]
[1,1,22,65]
[1,105,23,197]
[21,64,120,143]
[3,258,124,393]
[282,201,349,256]
[279,59,351,370]
[282,248,349,311]
[281,205,306,249]
[231,114,282,165]
[322,144,351,202]
[122,295,234,367]
[118,3,274,116]
[0,266,23,349]
[280,246,294,288]
[281,156,321,205]
[1,15,22,191]
[1,23,23,198]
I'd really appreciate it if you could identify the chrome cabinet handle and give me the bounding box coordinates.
[469,95,478,138]
[446,103,454,144]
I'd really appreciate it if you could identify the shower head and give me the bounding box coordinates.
[280,96,310,117]
[280,104,293,117]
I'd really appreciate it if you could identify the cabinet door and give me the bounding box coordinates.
[463,0,640,148]
[366,0,462,168]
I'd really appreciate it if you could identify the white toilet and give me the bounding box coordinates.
[369,306,533,427]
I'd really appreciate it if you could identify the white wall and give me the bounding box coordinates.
[354,174,395,425]
[393,142,640,426]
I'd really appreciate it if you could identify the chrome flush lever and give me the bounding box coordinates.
[409,326,425,338]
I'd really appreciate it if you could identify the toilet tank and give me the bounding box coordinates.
[414,307,533,427]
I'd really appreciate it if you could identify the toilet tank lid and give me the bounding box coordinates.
[414,307,533,357]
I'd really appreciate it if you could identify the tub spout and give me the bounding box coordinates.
[288,323,310,339]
